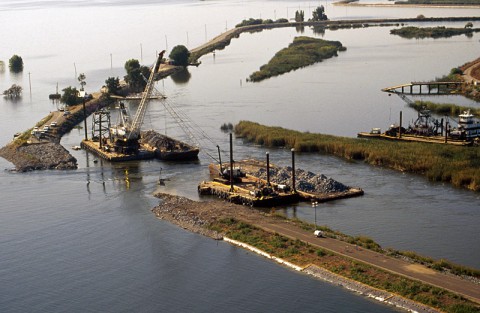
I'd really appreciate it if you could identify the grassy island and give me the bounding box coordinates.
[234,121,480,191]
[248,36,346,82]
[390,26,480,38]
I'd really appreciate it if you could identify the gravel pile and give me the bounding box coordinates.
[152,193,224,239]
[252,166,349,193]
[141,130,191,151]
[0,142,77,171]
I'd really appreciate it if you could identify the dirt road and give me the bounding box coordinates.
[246,217,480,304]
[153,193,480,305]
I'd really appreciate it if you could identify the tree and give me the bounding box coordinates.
[465,22,473,29]
[311,6,328,21]
[3,84,22,98]
[169,45,190,66]
[124,59,149,92]
[61,86,79,106]
[78,73,86,91]
[9,55,23,72]
[295,10,304,22]
[105,76,121,95]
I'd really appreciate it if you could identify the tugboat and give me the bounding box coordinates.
[450,110,480,141]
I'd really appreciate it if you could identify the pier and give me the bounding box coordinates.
[382,81,463,95]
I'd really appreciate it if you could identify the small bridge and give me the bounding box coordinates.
[382,81,463,95]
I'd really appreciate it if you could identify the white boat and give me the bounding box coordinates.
[450,110,480,140]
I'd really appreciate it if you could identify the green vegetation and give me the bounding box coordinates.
[105,76,121,95]
[311,5,328,21]
[234,121,480,191]
[235,18,288,28]
[410,100,480,117]
[295,10,305,22]
[212,218,480,313]
[61,86,80,106]
[78,73,86,91]
[169,45,190,66]
[8,55,23,72]
[3,84,22,99]
[124,59,150,92]
[248,36,345,82]
[395,0,480,5]
[390,26,480,39]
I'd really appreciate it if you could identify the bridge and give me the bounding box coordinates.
[382,81,463,95]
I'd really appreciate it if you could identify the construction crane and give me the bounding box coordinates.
[110,50,165,154]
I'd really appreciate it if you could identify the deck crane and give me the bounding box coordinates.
[111,50,165,154]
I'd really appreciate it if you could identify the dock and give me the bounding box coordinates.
[81,139,155,161]
[382,81,463,95]
[357,132,472,146]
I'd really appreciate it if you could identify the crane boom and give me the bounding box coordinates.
[128,50,165,140]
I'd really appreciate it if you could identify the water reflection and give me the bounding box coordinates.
[170,68,191,84]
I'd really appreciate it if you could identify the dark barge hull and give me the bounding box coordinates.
[156,147,199,161]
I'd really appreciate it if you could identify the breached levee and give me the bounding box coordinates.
[0,141,77,172]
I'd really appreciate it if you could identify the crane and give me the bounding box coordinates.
[110,50,165,154]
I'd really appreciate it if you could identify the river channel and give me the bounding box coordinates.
[1,1,479,312]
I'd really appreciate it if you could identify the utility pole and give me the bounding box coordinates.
[28,72,32,95]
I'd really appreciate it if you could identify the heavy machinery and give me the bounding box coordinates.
[110,50,165,154]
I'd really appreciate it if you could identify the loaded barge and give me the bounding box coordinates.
[198,134,363,207]
[81,51,199,162]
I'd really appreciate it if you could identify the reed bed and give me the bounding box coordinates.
[235,121,480,191]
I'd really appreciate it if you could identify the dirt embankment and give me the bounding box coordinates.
[0,94,107,172]
[151,193,257,239]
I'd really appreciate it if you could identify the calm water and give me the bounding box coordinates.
[1,1,479,312]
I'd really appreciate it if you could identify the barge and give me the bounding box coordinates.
[199,134,363,207]
[358,109,479,146]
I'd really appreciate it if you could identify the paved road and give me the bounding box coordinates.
[241,217,480,304]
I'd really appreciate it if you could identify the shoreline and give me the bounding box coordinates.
[225,237,440,313]
[2,15,480,171]
[333,2,480,9]
[151,193,480,312]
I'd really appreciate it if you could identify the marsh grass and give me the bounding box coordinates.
[248,36,345,82]
[390,26,480,39]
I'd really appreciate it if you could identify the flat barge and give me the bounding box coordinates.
[198,176,300,207]
[357,132,472,146]
[81,140,155,161]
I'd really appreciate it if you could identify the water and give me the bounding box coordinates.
[1,1,479,311]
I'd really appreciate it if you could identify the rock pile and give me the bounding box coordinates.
[251,166,349,194]
[0,142,77,171]
[141,130,191,151]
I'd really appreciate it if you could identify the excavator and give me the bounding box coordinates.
[110,50,165,154]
